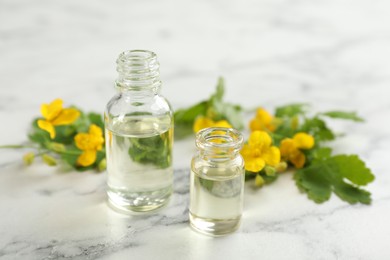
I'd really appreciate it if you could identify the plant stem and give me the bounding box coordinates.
[0,145,30,149]
[55,150,82,155]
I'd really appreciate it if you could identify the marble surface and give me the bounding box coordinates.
[1,0,390,259]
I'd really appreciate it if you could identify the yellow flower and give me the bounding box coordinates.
[280,132,315,169]
[249,108,278,132]
[241,131,280,172]
[74,124,104,167]
[193,116,232,133]
[37,99,80,139]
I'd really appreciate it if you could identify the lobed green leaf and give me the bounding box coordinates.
[300,117,335,142]
[275,103,309,118]
[294,155,374,204]
[320,111,364,122]
[88,113,104,129]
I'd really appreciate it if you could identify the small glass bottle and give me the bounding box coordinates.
[105,50,173,213]
[190,127,245,236]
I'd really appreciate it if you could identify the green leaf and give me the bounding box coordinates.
[295,168,332,203]
[261,172,278,184]
[73,111,90,133]
[28,119,50,147]
[174,101,208,138]
[320,111,364,122]
[330,155,374,185]
[213,102,243,129]
[308,147,333,163]
[60,147,101,172]
[61,147,81,167]
[174,123,194,140]
[28,130,50,147]
[173,77,243,138]
[53,125,77,144]
[88,113,104,129]
[199,178,214,192]
[209,78,243,129]
[128,130,171,169]
[245,171,257,180]
[210,77,224,101]
[272,119,297,145]
[333,182,371,204]
[275,103,308,118]
[300,117,335,141]
[294,155,374,204]
[174,101,208,124]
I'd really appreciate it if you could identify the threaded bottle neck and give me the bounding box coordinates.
[115,50,161,90]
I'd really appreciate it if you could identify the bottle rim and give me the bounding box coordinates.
[195,127,244,152]
[117,50,157,63]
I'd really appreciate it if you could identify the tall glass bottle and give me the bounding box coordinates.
[190,127,245,236]
[105,50,173,213]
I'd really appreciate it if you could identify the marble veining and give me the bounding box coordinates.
[1,0,390,259]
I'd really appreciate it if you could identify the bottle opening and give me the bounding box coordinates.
[118,50,157,63]
[196,127,243,155]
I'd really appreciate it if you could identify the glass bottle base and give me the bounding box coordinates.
[107,186,172,213]
[189,211,241,236]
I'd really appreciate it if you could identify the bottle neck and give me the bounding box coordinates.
[196,128,243,161]
[115,50,162,92]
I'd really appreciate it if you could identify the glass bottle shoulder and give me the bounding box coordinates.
[106,93,172,116]
[191,153,244,180]
[105,92,173,136]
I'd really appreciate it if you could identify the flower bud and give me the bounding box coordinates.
[42,154,57,166]
[264,166,276,176]
[98,158,106,172]
[49,142,66,152]
[255,174,265,187]
[276,161,288,173]
[23,152,35,166]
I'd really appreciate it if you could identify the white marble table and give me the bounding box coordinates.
[1,0,390,259]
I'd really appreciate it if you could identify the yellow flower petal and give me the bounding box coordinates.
[75,133,95,150]
[89,124,104,150]
[249,108,276,132]
[41,99,63,121]
[193,116,214,133]
[241,144,253,160]
[213,120,232,128]
[293,132,315,150]
[290,150,306,169]
[280,138,295,157]
[249,118,262,132]
[77,150,97,167]
[262,146,281,166]
[89,124,103,136]
[256,108,273,125]
[75,124,104,152]
[51,108,80,126]
[249,131,272,148]
[37,120,56,139]
[245,157,266,172]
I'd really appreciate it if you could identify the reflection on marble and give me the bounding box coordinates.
[1,0,390,259]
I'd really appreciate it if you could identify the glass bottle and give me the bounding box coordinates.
[105,50,173,213]
[189,127,245,236]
